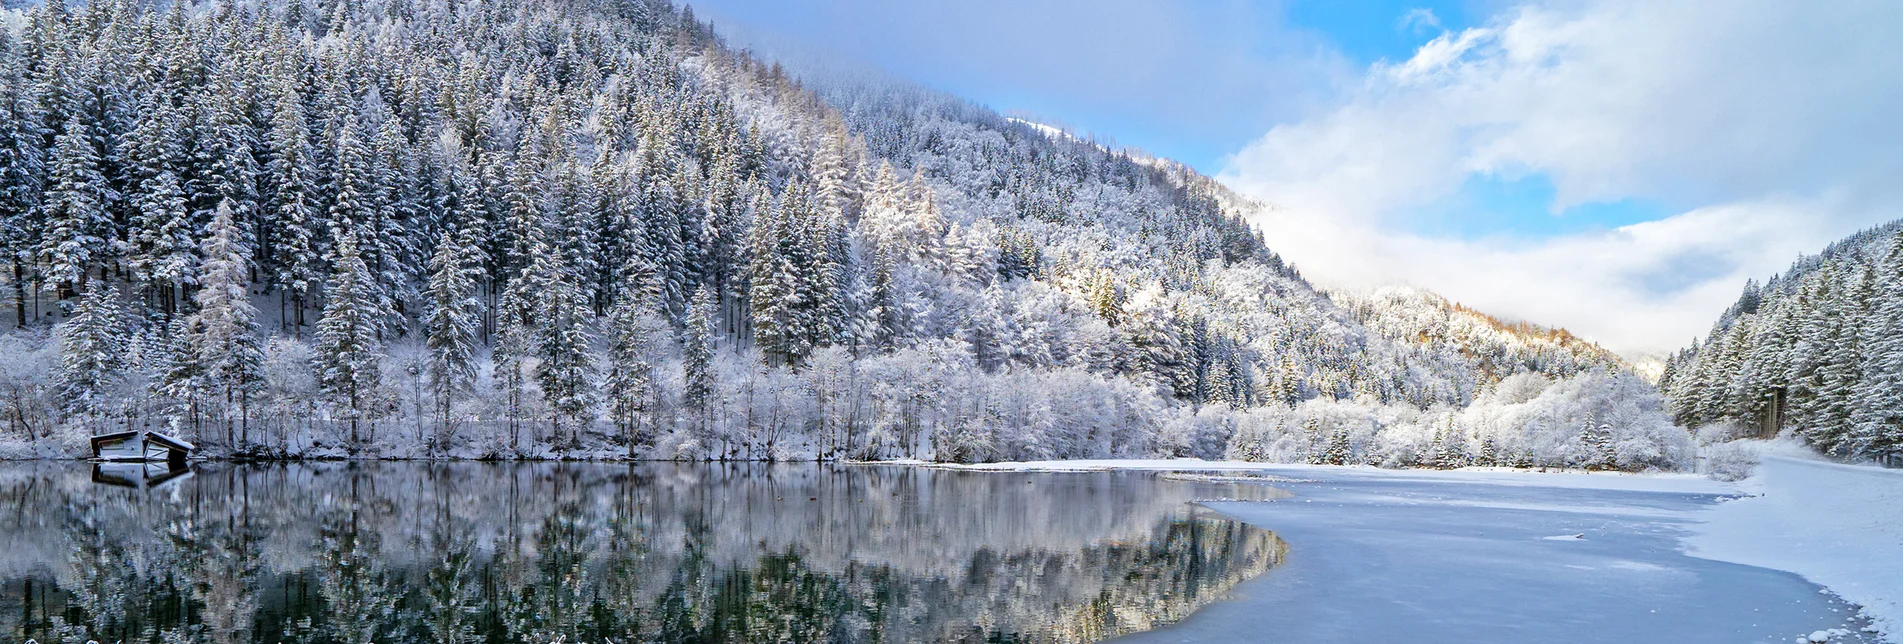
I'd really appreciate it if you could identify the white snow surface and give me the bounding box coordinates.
[1685,443,1903,641]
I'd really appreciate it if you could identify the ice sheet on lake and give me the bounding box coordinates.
[1105,464,1876,644]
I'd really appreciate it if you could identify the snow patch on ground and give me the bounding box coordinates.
[1685,443,1903,642]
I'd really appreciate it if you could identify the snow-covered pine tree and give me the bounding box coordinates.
[1810,268,1869,455]
[1323,427,1350,466]
[1854,231,1903,461]
[128,169,195,291]
[54,281,123,428]
[326,110,385,308]
[265,73,323,329]
[423,225,484,453]
[124,99,198,312]
[39,117,111,296]
[191,200,267,449]
[201,69,260,247]
[0,58,44,327]
[531,238,596,451]
[369,108,423,315]
[681,284,716,440]
[699,152,746,322]
[314,229,385,452]
[747,181,798,366]
[603,269,663,458]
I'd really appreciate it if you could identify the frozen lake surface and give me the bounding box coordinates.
[1116,464,1877,644]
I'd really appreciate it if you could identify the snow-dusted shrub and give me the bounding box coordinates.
[1694,420,1752,445]
[1701,441,1759,482]
[1225,369,1695,471]
[0,331,57,456]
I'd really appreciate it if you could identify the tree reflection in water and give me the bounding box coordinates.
[0,462,1286,643]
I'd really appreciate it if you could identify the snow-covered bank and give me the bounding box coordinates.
[1686,445,1903,641]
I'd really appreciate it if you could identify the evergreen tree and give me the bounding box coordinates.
[1854,232,1903,460]
[54,281,123,426]
[265,74,322,318]
[128,169,196,291]
[39,117,111,294]
[681,284,716,438]
[604,275,663,458]
[423,226,484,453]
[314,230,384,452]
[190,200,267,449]
[531,239,595,450]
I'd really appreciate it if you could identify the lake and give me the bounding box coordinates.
[0,462,1285,644]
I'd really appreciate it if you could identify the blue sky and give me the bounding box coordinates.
[689,0,1473,174]
[683,0,1903,352]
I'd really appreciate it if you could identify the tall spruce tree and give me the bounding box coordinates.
[603,266,663,458]
[531,239,595,450]
[39,117,111,295]
[190,200,266,449]
[314,230,384,452]
[54,281,124,428]
[422,226,483,454]
[681,284,716,439]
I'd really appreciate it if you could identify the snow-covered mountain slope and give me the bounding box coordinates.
[0,0,1675,464]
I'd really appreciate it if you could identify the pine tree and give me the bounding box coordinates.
[327,110,383,310]
[681,285,716,438]
[314,230,384,452]
[1579,418,1616,470]
[1478,435,1500,466]
[747,182,797,365]
[1323,428,1351,466]
[1854,232,1903,460]
[604,276,662,458]
[54,281,124,427]
[128,169,196,289]
[191,200,267,449]
[530,235,595,450]
[201,70,260,243]
[0,56,45,327]
[125,99,197,306]
[39,117,111,294]
[423,226,484,454]
[265,74,322,319]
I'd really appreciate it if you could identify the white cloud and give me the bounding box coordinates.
[1221,0,1903,353]
[1397,8,1442,35]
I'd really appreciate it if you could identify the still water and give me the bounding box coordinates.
[0,462,1285,643]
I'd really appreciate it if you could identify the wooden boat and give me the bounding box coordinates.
[89,430,194,468]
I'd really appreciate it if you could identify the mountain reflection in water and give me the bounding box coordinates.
[0,462,1286,644]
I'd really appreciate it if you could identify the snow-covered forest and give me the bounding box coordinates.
[0,0,1689,468]
[1660,223,1903,463]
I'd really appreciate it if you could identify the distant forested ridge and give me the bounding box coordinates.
[1660,222,1903,462]
[0,0,1687,468]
